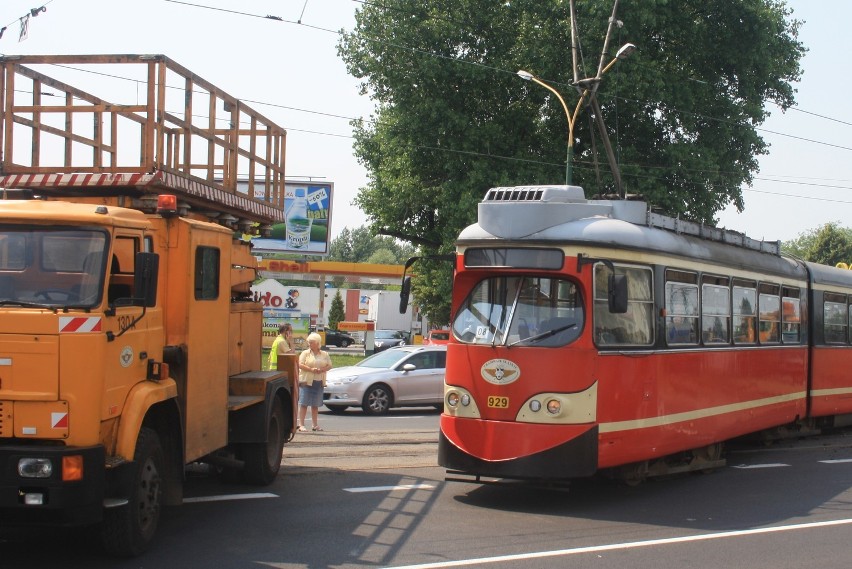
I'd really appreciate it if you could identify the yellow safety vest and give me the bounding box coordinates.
[267,335,287,370]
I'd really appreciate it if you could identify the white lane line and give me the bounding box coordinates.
[386,518,852,569]
[730,463,789,469]
[344,484,435,493]
[183,492,278,504]
[819,458,852,464]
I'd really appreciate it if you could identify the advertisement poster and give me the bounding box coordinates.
[253,281,320,350]
[251,182,333,256]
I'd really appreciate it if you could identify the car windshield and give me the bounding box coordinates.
[356,349,410,369]
[0,227,108,309]
[431,332,449,340]
[375,330,399,339]
[452,276,584,347]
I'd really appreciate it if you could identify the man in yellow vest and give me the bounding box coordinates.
[267,323,295,370]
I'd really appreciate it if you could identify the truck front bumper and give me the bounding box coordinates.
[0,444,105,527]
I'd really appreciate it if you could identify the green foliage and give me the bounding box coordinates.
[328,290,346,329]
[783,222,852,267]
[339,0,805,320]
[328,225,415,264]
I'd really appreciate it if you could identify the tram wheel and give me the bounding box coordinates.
[619,461,648,486]
[693,443,723,474]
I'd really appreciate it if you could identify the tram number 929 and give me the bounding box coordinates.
[487,396,509,409]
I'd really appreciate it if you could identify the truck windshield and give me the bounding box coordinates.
[0,228,108,309]
[452,276,584,347]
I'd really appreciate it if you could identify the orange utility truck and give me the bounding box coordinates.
[0,55,296,555]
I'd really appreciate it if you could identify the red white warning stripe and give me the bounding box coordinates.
[59,316,102,333]
[51,412,68,429]
[0,173,153,187]
[0,170,285,223]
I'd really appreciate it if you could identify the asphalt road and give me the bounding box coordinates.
[3,425,852,568]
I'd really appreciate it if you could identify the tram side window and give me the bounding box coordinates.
[702,275,730,344]
[664,270,698,345]
[594,264,654,346]
[732,280,757,344]
[781,287,801,344]
[758,283,781,343]
[823,292,847,344]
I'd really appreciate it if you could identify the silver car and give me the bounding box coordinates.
[324,345,447,415]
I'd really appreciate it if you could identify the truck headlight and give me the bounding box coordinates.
[18,458,52,478]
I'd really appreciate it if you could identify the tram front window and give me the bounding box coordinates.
[452,276,583,347]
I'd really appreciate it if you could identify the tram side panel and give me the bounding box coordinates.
[593,347,809,469]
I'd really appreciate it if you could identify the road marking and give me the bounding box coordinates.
[344,484,435,493]
[819,458,852,464]
[730,463,789,469]
[183,492,278,504]
[386,518,852,569]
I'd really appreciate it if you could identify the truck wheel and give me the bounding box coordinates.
[102,427,164,557]
[243,402,285,485]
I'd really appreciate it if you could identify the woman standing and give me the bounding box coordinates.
[297,332,332,432]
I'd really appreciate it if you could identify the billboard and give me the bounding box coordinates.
[250,181,333,255]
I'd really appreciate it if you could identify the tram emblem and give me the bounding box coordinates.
[481,359,520,385]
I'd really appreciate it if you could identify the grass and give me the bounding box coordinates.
[329,353,367,368]
[261,349,366,370]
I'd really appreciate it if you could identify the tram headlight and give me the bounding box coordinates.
[546,399,562,415]
[447,392,460,407]
[529,400,542,412]
[447,391,471,408]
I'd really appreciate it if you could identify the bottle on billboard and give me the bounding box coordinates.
[285,188,312,249]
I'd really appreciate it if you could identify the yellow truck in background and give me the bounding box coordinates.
[0,55,296,555]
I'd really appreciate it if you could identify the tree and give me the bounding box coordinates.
[328,290,346,330]
[783,222,852,266]
[339,0,805,321]
[327,225,415,264]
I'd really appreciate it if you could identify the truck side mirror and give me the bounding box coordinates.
[399,276,411,314]
[134,252,159,307]
[608,274,628,313]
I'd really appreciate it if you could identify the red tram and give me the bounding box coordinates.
[437,185,852,483]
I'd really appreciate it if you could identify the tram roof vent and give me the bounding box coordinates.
[484,185,586,203]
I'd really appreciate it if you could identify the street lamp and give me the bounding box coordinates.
[517,70,585,186]
[517,42,636,187]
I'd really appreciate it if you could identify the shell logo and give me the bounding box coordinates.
[480,358,521,385]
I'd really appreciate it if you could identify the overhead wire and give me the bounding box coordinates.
[9,0,849,204]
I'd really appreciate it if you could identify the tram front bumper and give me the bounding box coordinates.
[438,415,598,481]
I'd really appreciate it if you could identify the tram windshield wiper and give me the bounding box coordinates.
[507,323,576,348]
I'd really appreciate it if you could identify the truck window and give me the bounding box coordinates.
[195,246,220,300]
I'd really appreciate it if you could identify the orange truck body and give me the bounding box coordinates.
[0,55,296,556]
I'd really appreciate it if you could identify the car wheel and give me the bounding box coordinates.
[325,405,348,414]
[340,339,350,348]
[362,384,392,415]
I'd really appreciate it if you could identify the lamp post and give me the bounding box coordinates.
[517,42,636,188]
[517,70,584,186]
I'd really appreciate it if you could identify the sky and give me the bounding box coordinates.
[0,0,849,245]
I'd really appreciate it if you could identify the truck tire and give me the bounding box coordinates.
[243,402,285,485]
[102,427,164,557]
